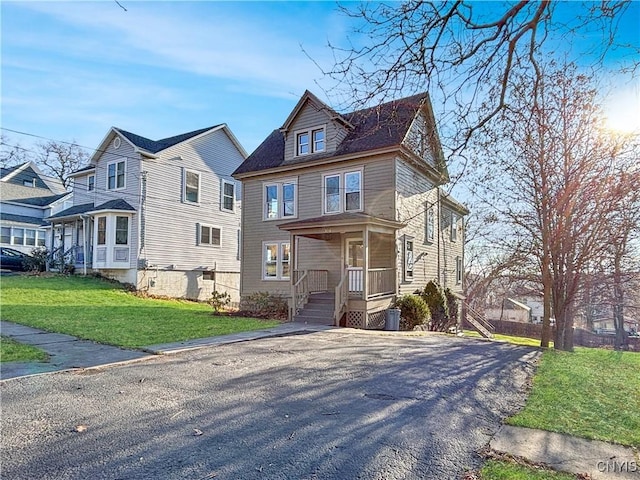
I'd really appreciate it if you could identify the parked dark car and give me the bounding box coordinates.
[0,247,31,271]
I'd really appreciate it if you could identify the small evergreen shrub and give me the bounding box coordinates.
[444,287,460,329]
[419,281,453,332]
[395,294,431,331]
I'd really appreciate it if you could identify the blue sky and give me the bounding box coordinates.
[2,1,639,159]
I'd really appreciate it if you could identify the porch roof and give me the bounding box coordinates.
[278,212,405,238]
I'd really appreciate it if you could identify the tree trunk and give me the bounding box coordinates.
[613,253,628,350]
[540,268,552,348]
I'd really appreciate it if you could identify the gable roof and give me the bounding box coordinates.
[233,92,434,176]
[88,124,247,165]
[115,126,220,154]
[1,161,67,194]
[5,193,70,207]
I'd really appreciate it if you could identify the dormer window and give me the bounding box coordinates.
[295,126,326,156]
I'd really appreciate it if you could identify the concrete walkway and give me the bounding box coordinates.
[491,425,639,479]
[0,320,332,380]
[2,320,637,479]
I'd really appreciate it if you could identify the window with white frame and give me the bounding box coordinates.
[107,160,126,190]
[296,126,326,156]
[456,256,463,284]
[404,236,414,282]
[221,180,235,212]
[115,217,129,245]
[184,169,200,203]
[451,213,458,242]
[0,227,46,246]
[264,179,297,220]
[263,241,290,280]
[323,170,362,214]
[97,217,107,245]
[88,174,95,192]
[426,206,435,243]
[198,224,221,247]
[23,179,36,187]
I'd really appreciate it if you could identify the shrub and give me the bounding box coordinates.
[444,288,460,328]
[241,292,288,320]
[210,290,231,314]
[419,281,453,332]
[24,247,48,273]
[395,294,430,331]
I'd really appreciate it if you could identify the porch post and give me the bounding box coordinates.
[289,233,296,320]
[363,225,369,300]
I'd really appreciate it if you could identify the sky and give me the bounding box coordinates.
[1,1,639,161]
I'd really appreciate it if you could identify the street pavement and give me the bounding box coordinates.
[1,329,539,479]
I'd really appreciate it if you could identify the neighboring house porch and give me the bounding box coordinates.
[283,213,402,328]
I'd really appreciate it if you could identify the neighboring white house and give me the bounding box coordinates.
[46,125,246,302]
[1,162,71,254]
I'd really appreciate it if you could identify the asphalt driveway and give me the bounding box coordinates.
[0,330,539,479]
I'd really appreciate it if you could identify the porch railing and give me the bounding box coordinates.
[368,268,395,297]
[464,303,495,339]
[291,271,309,320]
[294,269,328,293]
[334,271,348,325]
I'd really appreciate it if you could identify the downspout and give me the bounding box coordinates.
[437,188,441,284]
[80,215,89,276]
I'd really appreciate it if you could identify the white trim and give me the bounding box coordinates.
[113,137,121,149]
[183,168,201,204]
[322,168,363,215]
[262,177,298,221]
[197,223,221,247]
[106,159,126,191]
[221,179,235,212]
[294,125,326,157]
[262,240,290,280]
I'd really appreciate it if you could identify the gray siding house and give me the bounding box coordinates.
[47,125,246,302]
[1,162,70,254]
[232,90,468,328]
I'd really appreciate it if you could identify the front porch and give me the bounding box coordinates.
[281,212,403,329]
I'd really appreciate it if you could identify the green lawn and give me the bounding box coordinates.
[0,275,280,349]
[463,330,551,348]
[0,336,48,363]
[509,347,640,447]
[480,460,576,480]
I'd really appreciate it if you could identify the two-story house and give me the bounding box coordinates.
[232,90,468,328]
[46,124,246,302]
[1,162,70,254]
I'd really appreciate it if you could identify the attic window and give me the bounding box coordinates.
[23,179,36,187]
[295,126,326,156]
[113,137,121,149]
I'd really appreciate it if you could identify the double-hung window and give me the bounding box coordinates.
[296,126,326,156]
[107,160,126,190]
[115,217,129,245]
[221,180,235,212]
[199,224,221,247]
[263,241,290,280]
[451,213,458,242]
[456,256,463,284]
[88,174,95,192]
[184,169,200,203]
[323,170,362,214]
[426,206,435,243]
[97,217,107,245]
[264,179,297,220]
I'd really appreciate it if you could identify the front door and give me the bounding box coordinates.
[346,238,363,294]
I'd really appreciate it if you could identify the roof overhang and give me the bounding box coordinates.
[278,212,405,239]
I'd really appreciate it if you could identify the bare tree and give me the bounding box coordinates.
[322,1,638,163]
[1,136,89,190]
[34,140,88,190]
[468,62,639,351]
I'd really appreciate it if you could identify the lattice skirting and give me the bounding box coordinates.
[367,310,386,329]
[346,309,387,329]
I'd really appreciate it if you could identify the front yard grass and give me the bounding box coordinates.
[0,336,48,363]
[479,460,577,480]
[508,347,640,447]
[0,275,280,349]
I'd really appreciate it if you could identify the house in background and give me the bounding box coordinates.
[484,297,532,323]
[233,90,468,328]
[46,124,246,302]
[1,162,71,254]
